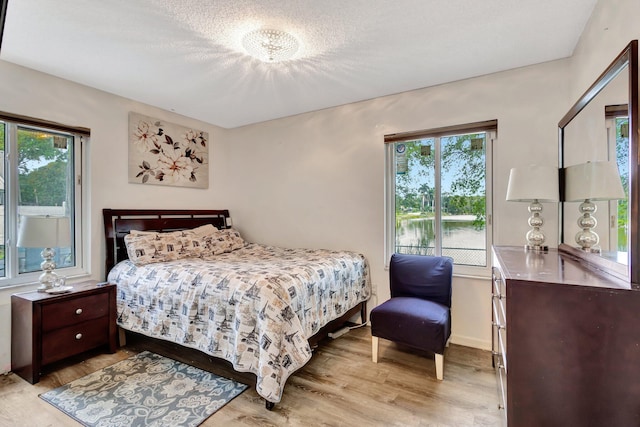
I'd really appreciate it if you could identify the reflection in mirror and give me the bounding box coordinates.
[606,105,630,255]
[559,40,638,283]
[564,160,625,253]
[561,63,628,262]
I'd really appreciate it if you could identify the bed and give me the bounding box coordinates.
[103,209,371,409]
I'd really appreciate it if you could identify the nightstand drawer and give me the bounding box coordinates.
[41,316,110,365]
[42,292,110,331]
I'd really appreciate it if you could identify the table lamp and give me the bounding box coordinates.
[506,165,559,252]
[17,215,71,292]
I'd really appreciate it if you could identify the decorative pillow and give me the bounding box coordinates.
[200,228,247,259]
[125,224,221,265]
[129,224,218,237]
[124,230,184,265]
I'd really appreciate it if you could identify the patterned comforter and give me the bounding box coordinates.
[107,243,371,403]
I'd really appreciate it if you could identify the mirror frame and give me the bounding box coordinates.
[558,40,638,283]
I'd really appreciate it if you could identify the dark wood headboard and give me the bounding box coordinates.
[103,208,230,274]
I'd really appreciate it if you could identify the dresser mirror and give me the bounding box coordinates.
[559,40,638,283]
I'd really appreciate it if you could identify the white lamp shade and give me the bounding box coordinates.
[17,215,71,248]
[565,161,626,201]
[506,165,559,202]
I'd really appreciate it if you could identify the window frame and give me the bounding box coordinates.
[0,114,87,288]
[384,120,495,277]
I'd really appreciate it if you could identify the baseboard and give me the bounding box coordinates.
[450,334,491,351]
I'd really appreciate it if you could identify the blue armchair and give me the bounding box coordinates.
[370,253,453,380]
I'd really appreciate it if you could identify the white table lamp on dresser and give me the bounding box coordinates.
[506,165,559,252]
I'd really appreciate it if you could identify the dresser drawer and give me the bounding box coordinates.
[41,316,110,365]
[492,264,508,418]
[492,268,507,322]
[42,292,110,331]
[496,352,507,415]
[495,325,507,371]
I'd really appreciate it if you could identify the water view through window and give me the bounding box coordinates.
[394,133,488,266]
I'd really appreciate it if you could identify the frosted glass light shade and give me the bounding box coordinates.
[565,161,625,202]
[506,166,559,202]
[17,215,71,248]
[242,29,299,63]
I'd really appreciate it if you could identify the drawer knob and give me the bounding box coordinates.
[498,404,505,410]
[75,308,83,315]
[75,333,83,340]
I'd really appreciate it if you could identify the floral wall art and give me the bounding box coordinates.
[128,112,209,188]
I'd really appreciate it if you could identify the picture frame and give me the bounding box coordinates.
[128,112,209,189]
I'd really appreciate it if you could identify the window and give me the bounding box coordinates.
[0,115,85,286]
[385,121,495,275]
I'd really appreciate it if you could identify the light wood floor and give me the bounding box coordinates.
[0,326,504,426]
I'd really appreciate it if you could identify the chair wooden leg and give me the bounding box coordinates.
[372,336,379,363]
[435,353,444,380]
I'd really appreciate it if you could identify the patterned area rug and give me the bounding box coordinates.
[40,351,247,427]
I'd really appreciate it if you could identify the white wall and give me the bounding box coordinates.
[0,0,636,372]
[222,59,568,350]
[570,0,640,100]
[0,61,227,372]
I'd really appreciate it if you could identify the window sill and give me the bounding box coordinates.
[383,262,491,281]
[453,272,491,281]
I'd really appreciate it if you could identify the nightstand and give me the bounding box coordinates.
[11,281,118,384]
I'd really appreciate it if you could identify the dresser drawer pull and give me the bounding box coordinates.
[75,333,83,340]
[498,404,505,410]
[492,321,506,330]
[75,308,83,315]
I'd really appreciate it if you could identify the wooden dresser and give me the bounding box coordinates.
[11,281,118,384]
[491,246,640,426]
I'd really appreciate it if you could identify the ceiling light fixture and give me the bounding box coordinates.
[242,29,299,63]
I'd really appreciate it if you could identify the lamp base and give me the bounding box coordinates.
[575,199,600,253]
[523,200,548,251]
[36,247,64,292]
[36,270,63,292]
[524,244,549,253]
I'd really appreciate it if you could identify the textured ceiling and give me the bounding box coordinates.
[1,0,597,128]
